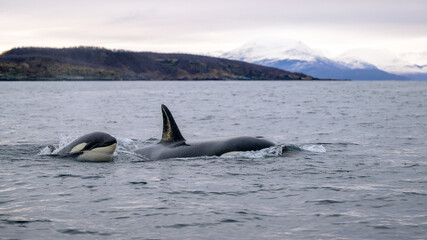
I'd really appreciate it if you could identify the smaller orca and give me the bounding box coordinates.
[135,105,275,160]
[49,132,117,162]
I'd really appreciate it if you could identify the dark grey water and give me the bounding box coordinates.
[0,81,426,239]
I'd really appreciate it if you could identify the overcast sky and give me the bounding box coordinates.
[1,0,426,55]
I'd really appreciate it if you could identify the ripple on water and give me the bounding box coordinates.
[53,174,104,179]
[306,199,346,205]
[128,181,148,185]
[1,82,427,240]
[159,218,239,229]
[1,219,52,226]
[58,229,113,236]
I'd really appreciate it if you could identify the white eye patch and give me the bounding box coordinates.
[70,143,87,153]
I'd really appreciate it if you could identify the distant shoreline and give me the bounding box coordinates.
[0,79,341,82]
[0,46,318,81]
[8,79,427,82]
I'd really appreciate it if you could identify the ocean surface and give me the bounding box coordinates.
[0,81,426,240]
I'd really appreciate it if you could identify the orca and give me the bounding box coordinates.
[135,105,275,160]
[49,132,117,162]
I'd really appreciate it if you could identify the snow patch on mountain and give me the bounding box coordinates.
[221,39,323,62]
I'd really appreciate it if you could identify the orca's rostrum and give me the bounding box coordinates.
[135,105,275,160]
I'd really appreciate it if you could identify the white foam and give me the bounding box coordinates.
[302,145,326,153]
[221,145,283,159]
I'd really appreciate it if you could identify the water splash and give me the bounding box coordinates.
[221,145,284,159]
[38,146,54,155]
[301,144,327,153]
[116,138,139,152]
[38,135,76,155]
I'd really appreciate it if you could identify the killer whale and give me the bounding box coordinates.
[49,132,117,162]
[135,105,275,160]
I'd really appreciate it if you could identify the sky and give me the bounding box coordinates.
[1,0,426,56]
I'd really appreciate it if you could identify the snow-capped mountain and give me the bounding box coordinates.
[338,49,427,80]
[221,40,426,80]
[221,39,322,62]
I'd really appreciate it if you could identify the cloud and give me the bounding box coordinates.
[0,0,426,54]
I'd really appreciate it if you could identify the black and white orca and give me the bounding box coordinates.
[135,105,275,160]
[49,132,117,162]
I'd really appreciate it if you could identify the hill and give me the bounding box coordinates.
[0,47,316,80]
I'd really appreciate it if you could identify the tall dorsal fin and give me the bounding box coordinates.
[160,104,185,143]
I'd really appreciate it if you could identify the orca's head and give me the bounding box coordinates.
[66,132,117,162]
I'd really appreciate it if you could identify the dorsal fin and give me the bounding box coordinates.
[160,104,185,143]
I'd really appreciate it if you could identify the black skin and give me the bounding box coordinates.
[52,132,117,156]
[136,136,275,160]
[135,105,275,160]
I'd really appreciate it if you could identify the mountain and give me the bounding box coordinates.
[338,49,427,80]
[222,39,322,62]
[0,47,316,81]
[256,58,406,80]
[222,40,409,80]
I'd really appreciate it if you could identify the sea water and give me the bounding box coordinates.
[0,81,426,239]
